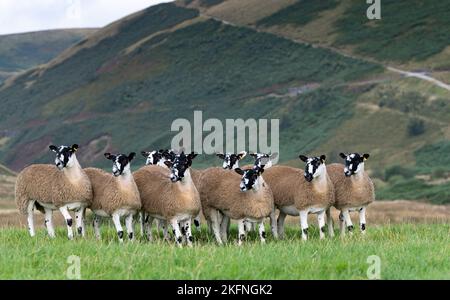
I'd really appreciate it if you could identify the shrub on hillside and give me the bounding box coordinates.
[385,165,416,181]
[407,118,425,137]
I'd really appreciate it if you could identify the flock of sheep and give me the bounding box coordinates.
[15,144,374,246]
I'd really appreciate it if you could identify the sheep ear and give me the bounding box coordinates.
[320,155,326,163]
[141,151,149,157]
[104,153,115,160]
[235,168,245,175]
[339,153,347,159]
[299,155,308,162]
[270,152,279,160]
[250,153,258,158]
[49,145,58,153]
[128,152,136,161]
[164,161,173,168]
[363,154,370,161]
[216,153,225,159]
[188,152,198,160]
[237,151,247,160]
[71,144,79,152]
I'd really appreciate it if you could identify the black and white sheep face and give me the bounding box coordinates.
[251,152,278,169]
[299,155,326,182]
[340,153,370,177]
[216,151,247,170]
[165,152,198,182]
[49,144,78,170]
[142,150,164,166]
[105,152,136,177]
[235,168,263,192]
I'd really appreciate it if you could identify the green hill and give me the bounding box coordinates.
[0,1,449,203]
[0,29,96,83]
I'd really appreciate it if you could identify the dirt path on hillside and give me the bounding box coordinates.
[203,14,450,93]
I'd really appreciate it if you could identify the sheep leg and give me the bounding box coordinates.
[184,220,194,247]
[27,201,36,237]
[75,208,85,237]
[339,211,346,237]
[161,220,170,241]
[277,211,287,239]
[359,206,367,235]
[170,218,183,247]
[342,209,354,235]
[209,209,223,245]
[44,207,55,238]
[244,221,252,233]
[193,214,201,230]
[112,213,124,243]
[317,210,326,240]
[93,215,102,240]
[237,220,246,246]
[220,215,229,243]
[145,216,154,241]
[139,211,145,238]
[326,208,335,238]
[125,214,134,241]
[299,210,309,241]
[59,205,74,240]
[270,210,278,239]
[258,221,266,244]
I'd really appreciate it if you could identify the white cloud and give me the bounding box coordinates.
[0,0,174,35]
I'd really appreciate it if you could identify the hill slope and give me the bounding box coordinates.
[0,29,96,83]
[0,1,449,203]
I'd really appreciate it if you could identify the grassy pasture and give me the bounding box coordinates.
[0,223,448,280]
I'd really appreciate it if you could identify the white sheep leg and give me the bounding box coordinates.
[59,205,74,240]
[317,210,326,240]
[125,213,134,241]
[112,213,124,243]
[26,201,36,237]
[145,216,154,241]
[93,215,102,240]
[184,219,194,247]
[258,221,266,244]
[342,209,354,235]
[44,207,55,238]
[220,215,230,243]
[269,210,278,240]
[139,211,145,238]
[170,218,183,247]
[359,206,367,234]
[326,208,335,238]
[193,214,201,230]
[75,208,85,237]
[237,219,246,246]
[299,210,309,241]
[244,221,252,233]
[209,210,223,245]
[277,211,287,239]
[339,211,346,237]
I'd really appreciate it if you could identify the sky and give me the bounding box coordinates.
[0,0,173,35]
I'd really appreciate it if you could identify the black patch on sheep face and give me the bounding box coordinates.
[165,151,198,182]
[235,168,263,191]
[251,152,278,169]
[142,149,176,166]
[105,152,136,177]
[340,153,370,177]
[299,155,326,182]
[49,144,78,170]
[217,152,246,170]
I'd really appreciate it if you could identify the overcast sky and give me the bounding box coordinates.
[0,0,173,35]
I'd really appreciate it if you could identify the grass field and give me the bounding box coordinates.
[0,223,448,280]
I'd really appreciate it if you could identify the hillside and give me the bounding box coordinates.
[0,1,449,204]
[0,29,96,83]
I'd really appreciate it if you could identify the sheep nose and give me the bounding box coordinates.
[305,174,313,182]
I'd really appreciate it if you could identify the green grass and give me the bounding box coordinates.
[0,224,448,279]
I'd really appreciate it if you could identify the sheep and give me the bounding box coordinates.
[263,155,335,240]
[15,144,92,239]
[134,151,201,247]
[199,163,275,245]
[326,153,375,237]
[84,152,141,243]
